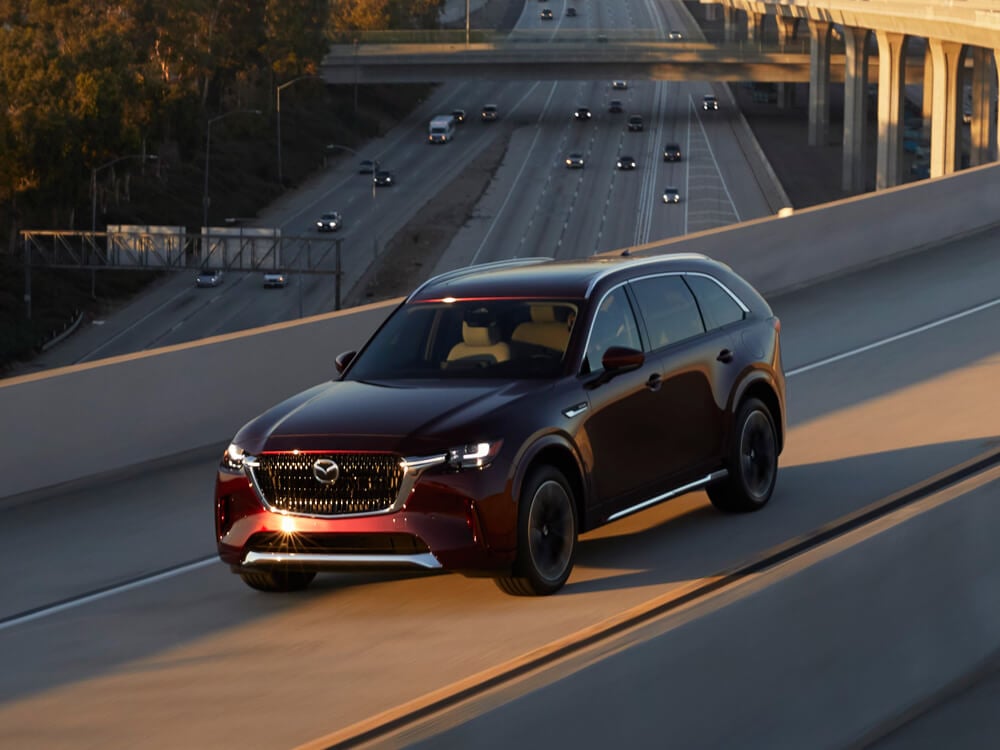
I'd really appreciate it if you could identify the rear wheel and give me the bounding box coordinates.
[239,569,316,592]
[708,398,778,513]
[495,467,577,596]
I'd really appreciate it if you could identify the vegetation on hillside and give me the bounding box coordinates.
[0,0,444,371]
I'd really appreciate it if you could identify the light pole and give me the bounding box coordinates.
[276,75,322,188]
[203,109,262,232]
[91,153,158,234]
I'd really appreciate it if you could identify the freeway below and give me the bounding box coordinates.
[15,0,780,374]
[2,229,1000,748]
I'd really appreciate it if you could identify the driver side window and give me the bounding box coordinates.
[583,287,641,373]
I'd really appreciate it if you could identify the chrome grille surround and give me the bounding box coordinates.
[249,452,407,517]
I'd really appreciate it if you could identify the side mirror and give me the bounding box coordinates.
[334,350,356,374]
[602,346,644,373]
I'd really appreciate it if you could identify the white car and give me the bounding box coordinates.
[263,271,288,288]
[196,269,223,288]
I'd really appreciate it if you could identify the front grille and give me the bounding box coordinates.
[251,453,405,516]
[246,532,429,555]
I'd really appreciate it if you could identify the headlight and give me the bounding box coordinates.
[446,440,503,470]
[221,442,248,472]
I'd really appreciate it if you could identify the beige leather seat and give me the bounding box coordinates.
[511,305,570,353]
[447,322,511,364]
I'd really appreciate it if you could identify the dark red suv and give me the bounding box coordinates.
[215,254,785,595]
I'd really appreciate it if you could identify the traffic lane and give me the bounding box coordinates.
[2,282,1000,748]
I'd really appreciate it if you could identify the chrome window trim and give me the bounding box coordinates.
[579,281,641,374]
[583,254,709,297]
[607,470,728,522]
[627,271,750,314]
[243,551,442,570]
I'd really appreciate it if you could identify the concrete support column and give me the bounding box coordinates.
[746,10,765,44]
[968,48,995,166]
[842,26,871,193]
[875,31,908,190]
[922,46,933,132]
[995,51,1000,161]
[776,17,799,48]
[704,3,719,23]
[808,19,832,146]
[723,5,737,43]
[928,39,965,177]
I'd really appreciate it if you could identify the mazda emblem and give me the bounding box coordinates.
[312,458,340,485]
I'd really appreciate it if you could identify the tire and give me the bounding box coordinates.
[239,569,316,592]
[707,397,778,513]
[495,467,577,596]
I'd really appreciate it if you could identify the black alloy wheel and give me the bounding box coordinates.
[496,467,577,596]
[707,397,778,513]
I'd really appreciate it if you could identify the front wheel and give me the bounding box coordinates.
[239,569,316,592]
[708,398,778,513]
[495,467,577,596]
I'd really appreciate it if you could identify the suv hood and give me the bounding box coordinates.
[234,379,546,455]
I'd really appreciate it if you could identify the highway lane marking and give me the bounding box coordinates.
[0,558,216,633]
[785,295,1000,377]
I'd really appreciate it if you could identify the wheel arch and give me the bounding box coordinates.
[731,373,784,454]
[512,435,589,533]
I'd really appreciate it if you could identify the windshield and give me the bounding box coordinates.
[346,298,581,380]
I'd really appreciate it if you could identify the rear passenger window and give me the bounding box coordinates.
[684,275,745,330]
[629,276,705,350]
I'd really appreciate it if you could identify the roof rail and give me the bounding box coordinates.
[585,252,712,296]
[406,257,554,300]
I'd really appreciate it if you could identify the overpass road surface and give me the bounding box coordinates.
[12,0,781,374]
[2,230,999,748]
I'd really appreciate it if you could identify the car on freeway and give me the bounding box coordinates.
[215,254,786,596]
[540,8,553,19]
[668,30,683,40]
[616,155,637,170]
[481,104,499,122]
[627,115,644,131]
[263,271,288,288]
[574,107,592,121]
[565,152,585,169]
[316,211,343,232]
[358,159,375,174]
[374,170,395,186]
[703,94,719,111]
[196,268,223,288]
[663,187,681,203]
[451,109,466,124]
[663,143,682,162]
[566,7,576,16]
[612,80,628,90]
[608,99,623,114]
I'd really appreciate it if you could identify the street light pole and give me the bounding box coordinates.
[466,0,470,46]
[277,75,322,188]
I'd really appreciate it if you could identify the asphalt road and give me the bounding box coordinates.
[2,230,999,749]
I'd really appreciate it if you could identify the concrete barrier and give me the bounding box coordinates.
[3,163,1000,500]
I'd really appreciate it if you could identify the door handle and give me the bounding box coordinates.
[646,373,662,390]
[717,349,734,363]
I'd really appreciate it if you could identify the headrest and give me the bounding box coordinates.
[529,305,557,323]
[462,321,499,347]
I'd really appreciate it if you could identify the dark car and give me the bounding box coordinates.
[540,8,553,19]
[373,170,394,186]
[616,155,637,170]
[215,254,785,596]
[574,107,592,121]
[358,159,375,174]
[451,108,466,124]
[608,99,623,114]
[702,94,719,111]
[315,211,343,232]
[663,143,682,162]
[627,115,644,131]
[196,268,223,288]
[663,186,681,203]
[566,7,576,16]
[565,152,585,169]
[481,104,499,122]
